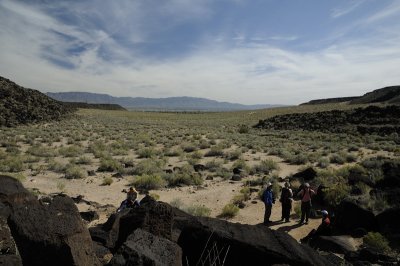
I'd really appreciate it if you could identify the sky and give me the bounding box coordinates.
[0,0,400,105]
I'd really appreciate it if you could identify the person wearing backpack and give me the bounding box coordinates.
[262,182,275,225]
[297,183,316,225]
[280,182,293,222]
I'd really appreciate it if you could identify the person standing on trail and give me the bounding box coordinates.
[280,182,293,222]
[262,182,275,225]
[297,183,315,225]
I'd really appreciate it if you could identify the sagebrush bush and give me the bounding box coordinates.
[252,159,279,174]
[58,145,84,157]
[204,146,224,157]
[102,176,114,186]
[64,164,86,179]
[132,174,166,190]
[132,159,165,175]
[363,232,391,253]
[220,203,239,218]
[98,157,122,172]
[137,147,157,158]
[185,205,211,217]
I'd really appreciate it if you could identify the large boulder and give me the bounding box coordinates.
[178,217,332,266]
[335,199,377,232]
[109,229,182,266]
[376,207,400,239]
[309,235,358,254]
[376,161,400,188]
[90,199,173,252]
[292,167,317,181]
[8,195,100,266]
[0,175,37,209]
[0,217,22,266]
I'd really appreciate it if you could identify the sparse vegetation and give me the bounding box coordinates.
[220,203,239,218]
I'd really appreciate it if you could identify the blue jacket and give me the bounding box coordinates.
[263,189,274,205]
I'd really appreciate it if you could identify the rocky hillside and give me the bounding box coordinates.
[254,105,400,135]
[0,76,74,127]
[302,86,400,106]
[350,86,400,104]
[301,96,360,105]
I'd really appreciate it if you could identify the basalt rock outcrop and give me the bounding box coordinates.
[0,176,100,266]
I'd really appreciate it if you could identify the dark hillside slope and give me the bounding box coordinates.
[255,105,400,135]
[350,86,400,104]
[0,76,74,127]
[301,96,360,105]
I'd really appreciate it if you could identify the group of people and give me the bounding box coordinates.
[262,181,316,225]
[262,181,331,240]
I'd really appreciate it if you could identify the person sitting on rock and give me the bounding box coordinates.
[127,187,138,201]
[262,182,275,225]
[300,210,331,243]
[280,182,293,222]
[297,183,316,225]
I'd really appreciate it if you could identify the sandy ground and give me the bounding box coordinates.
[22,156,324,242]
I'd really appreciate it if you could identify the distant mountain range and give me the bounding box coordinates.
[46,92,283,111]
[301,86,400,105]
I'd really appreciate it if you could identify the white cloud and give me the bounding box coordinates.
[0,0,399,105]
[331,0,365,18]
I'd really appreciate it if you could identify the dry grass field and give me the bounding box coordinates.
[1,103,399,240]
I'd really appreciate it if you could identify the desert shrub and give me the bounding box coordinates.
[252,159,279,174]
[137,147,157,158]
[220,203,239,218]
[88,141,108,158]
[185,205,211,217]
[238,124,249,134]
[345,153,357,163]
[56,181,66,192]
[47,159,66,173]
[329,153,346,164]
[170,198,184,209]
[190,151,203,160]
[75,155,92,165]
[181,143,197,153]
[204,146,224,157]
[164,148,183,157]
[226,149,242,161]
[23,155,40,163]
[0,156,25,172]
[232,193,246,205]
[231,159,250,174]
[6,173,26,182]
[132,159,165,175]
[168,172,203,187]
[288,153,309,165]
[323,181,351,206]
[363,232,391,253]
[215,167,231,180]
[64,164,86,179]
[58,145,84,157]
[132,174,166,190]
[199,140,210,149]
[102,176,114,186]
[26,144,55,157]
[317,157,330,168]
[205,160,224,172]
[368,194,389,212]
[98,157,122,172]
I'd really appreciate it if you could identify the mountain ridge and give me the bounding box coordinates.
[46,92,284,111]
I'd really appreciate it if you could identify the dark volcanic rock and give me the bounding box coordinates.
[309,235,357,254]
[292,167,317,181]
[376,161,400,188]
[376,207,400,236]
[0,217,22,265]
[8,195,100,266]
[231,174,242,181]
[80,210,100,222]
[0,175,38,208]
[193,164,206,172]
[109,229,182,266]
[335,199,377,232]
[178,217,332,266]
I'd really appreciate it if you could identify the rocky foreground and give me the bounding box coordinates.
[1,175,399,266]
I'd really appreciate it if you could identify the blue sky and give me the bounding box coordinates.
[0,0,399,105]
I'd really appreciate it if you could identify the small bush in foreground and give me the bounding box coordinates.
[170,198,184,209]
[220,203,239,218]
[363,232,391,253]
[185,205,211,217]
[102,176,114,186]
